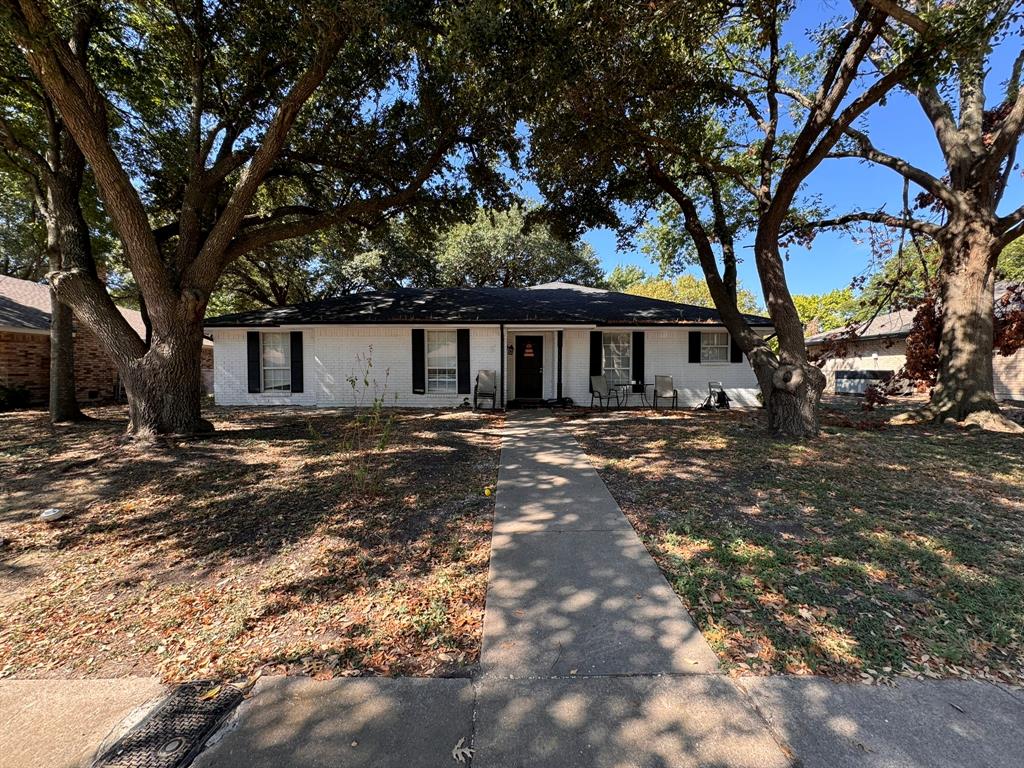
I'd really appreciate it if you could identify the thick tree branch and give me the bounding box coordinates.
[6,0,174,308]
[998,204,1024,246]
[641,150,763,352]
[223,134,456,261]
[864,0,931,35]
[795,209,941,237]
[186,22,350,290]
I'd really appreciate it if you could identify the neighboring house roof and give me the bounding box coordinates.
[204,283,774,328]
[0,274,212,346]
[805,308,916,345]
[805,281,1022,346]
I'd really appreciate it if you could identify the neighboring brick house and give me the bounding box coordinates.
[0,275,213,406]
[806,281,1023,401]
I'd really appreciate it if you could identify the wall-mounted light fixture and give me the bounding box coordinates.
[507,344,515,355]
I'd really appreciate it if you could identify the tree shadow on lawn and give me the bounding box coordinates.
[564,408,1024,684]
[0,407,502,680]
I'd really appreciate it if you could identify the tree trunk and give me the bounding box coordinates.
[752,225,826,437]
[749,348,826,437]
[119,317,211,437]
[41,186,85,424]
[928,218,1001,422]
[48,286,84,422]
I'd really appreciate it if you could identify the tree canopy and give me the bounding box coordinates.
[606,266,763,314]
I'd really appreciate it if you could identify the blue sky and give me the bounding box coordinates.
[560,3,1024,301]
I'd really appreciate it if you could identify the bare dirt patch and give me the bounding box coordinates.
[0,406,502,682]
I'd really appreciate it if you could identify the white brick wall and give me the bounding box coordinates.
[558,327,763,408]
[212,325,501,408]
[212,328,318,407]
[212,324,765,409]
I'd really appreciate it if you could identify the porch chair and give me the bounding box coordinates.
[653,375,679,409]
[590,375,620,409]
[474,369,498,410]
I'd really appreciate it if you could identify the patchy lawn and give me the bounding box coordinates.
[562,398,1024,687]
[0,406,502,682]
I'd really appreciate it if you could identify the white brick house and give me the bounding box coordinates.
[205,282,773,409]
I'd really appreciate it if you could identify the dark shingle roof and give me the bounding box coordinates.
[204,284,773,328]
[0,274,153,338]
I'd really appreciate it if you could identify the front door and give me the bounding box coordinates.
[515,335,544,399]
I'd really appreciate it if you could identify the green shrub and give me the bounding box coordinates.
[0,384,32,411]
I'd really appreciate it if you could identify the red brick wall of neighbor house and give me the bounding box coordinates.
[1,328,214,405]
[0,330,50,403]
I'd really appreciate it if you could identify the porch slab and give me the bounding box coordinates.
[473,675,792,768]
[0,677,165,768]
[739,676,1024,768]
[192,676,475,768]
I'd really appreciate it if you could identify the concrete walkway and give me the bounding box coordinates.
[7,411,1023,767]
[471,411,788,766]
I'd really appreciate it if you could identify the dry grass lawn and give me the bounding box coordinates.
[0,406,502,682]
[563,397,1024,687]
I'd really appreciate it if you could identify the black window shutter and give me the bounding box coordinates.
[290,331,304,392]
[457,329,471,394]
[631,331,645,391]
[730,335,744,363]
[688,331,702,364]
[589,331,603,391]
[411,329,426,394]
[247,332,261,393]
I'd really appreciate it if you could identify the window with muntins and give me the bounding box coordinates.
[426,329,457,393]
[701,331,730,363]
[262,332,291,392]
[602,331,631,386]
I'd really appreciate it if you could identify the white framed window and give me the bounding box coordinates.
[701,331,730,363]
[262,332,291,392]
[426,329,457,393]
[602,331,631,386]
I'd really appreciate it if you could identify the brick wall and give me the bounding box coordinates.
[212,326,502,408]
[211,324,764,408]
[1,327,214,406]
[0,330,50,403]
[994,348,1024,402]
[815,338,1024,401]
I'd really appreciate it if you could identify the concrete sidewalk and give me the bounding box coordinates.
[6,411,1022,767]
[0,677,165,768]
[480,411,719,678]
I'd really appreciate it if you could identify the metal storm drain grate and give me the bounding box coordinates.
[92,681,244,768]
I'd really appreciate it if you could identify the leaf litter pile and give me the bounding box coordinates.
[562,398,1024,688]
[0,407,502,682]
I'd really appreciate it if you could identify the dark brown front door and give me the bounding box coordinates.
[515,335,544,399]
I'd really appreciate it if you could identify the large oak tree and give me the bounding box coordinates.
[499,0,924,435]
[807,0,1024,428]
[0,0,516,434]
